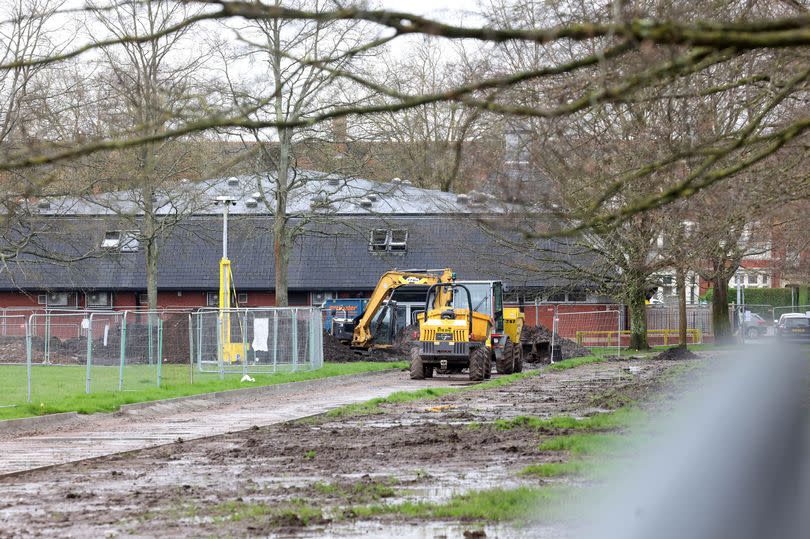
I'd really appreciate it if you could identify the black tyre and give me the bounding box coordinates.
[485,352,492,379]
[469,346,489,381]
[409,346,425,380]
[496,338,515,374]
[745,326,760,339]
[513,342,524,373]
[424,364,434,378]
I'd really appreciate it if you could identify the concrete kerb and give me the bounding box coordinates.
[0,368,400,434]
[0,412,80,434]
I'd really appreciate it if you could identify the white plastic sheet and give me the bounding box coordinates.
[252,318,269,352]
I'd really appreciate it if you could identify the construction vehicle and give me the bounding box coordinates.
[410,280,524,381]
[347,268,456,349]
[323,299,369,341]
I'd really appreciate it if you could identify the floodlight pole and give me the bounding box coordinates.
[215,196,237,362]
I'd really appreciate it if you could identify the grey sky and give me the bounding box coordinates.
[378,0,481,24]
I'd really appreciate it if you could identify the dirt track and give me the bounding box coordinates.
[0,359,693,538]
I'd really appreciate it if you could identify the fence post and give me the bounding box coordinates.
[291,308,299,371]
[156,318,163,387]
[616,309,621,357]
[148,313,154,365]
[550,305,558,364]
[85,314,93,395]
[44,311,51,363]
[119,311,128,391]
[26,314,33,403]
[188,313,194,384]
[272,310,278,370]
[241,310,248,377]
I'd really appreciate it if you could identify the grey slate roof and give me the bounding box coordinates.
[31,170,492,217]
[0,215,582,292]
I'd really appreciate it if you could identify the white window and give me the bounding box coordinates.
[368,229,408,253]
[369,230,388,252]
[389,229,408,252]
[138,293,149,305]
[237,293,248,304]
[44,292,70,307]
[207,292,219,307]
[86,291,112,308]
[101,231,121,249]
[102,231,139,252]
[311,291,335,306]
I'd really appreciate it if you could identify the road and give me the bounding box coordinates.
[0,370,463,476]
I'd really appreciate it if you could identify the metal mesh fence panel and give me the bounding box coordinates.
[88,312,123,394]
[553,310,622,359]
[27,312,89,403]
[646,305,712,340]
[119,311,163,391]
[195,308,323,374]
[0,315,29,408]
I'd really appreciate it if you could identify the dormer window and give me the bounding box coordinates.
[369,229,389,252]
[389,229,408,252]
[368,229,408,254]
[102,231,139,252]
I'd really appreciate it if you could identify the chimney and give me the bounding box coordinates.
[332,116,348,155]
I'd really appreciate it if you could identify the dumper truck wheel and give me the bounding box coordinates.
[469,346,489,381]
[409,347,425,380]
[424,364,434,378]
[485,352,492,379]
[513,342,524,373]
[496,338,515,374]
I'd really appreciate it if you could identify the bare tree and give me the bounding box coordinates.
[85,0,213,311]
[356,37,495,192]
[219,0,377,306]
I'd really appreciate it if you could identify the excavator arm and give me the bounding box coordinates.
[351,268,455,348]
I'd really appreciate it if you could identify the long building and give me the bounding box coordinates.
[0,171,596,311]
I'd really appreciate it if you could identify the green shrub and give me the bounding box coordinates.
[703,287,797,307]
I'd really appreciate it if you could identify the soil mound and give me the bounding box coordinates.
[520,324,592,363]
[322,331,365,362]
[653,346,699,361]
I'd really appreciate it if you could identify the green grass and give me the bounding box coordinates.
[494,406,645,431]
[210,499,324,525]
[354,485,566,522]
[538,432,623,456]
[520,460,595,478]
[547,356,604,371]
[313,477,398,502]
[0,361,406,421]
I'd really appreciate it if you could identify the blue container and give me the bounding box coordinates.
[322,299,368,333]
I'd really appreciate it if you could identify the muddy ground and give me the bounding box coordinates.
[0,358,699,538]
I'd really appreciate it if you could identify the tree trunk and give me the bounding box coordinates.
[676,267,687,348]
[273,129,290,307]
[628,280,649,350]
[712,274,732,343]
[141,146,159,313]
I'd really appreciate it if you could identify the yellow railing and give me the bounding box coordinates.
[575,329,702,346]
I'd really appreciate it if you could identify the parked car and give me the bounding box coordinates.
[742,311,768,339]
[776,313,810,341]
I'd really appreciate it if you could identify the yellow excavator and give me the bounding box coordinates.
[340,268,456,349]
[410,280,524,381]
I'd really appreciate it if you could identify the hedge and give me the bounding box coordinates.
[702,287,804,307]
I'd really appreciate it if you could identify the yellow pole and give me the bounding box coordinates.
[220,257,232,361]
